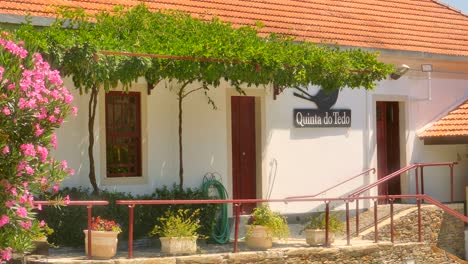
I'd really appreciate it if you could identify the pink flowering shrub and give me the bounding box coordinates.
[0,32,76,261]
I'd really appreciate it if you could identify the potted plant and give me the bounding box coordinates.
[149,208,201,255]
[301,212,343,246]
[31,222,54,255]
[245,205,289,250]
[83,216,122,259]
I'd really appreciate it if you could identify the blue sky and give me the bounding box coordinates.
[439,0,468,13]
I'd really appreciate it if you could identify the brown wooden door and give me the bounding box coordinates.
[376,101,401,197]
[231,96,256,214]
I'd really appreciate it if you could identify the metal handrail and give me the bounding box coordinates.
[115,193,466,259]
[34,200,109,259]
[348,165,417,198]
[285,168,375,199]
[349,162,457,199]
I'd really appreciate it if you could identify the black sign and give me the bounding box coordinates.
[293,109,351,128]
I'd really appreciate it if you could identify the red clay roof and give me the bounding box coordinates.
[1,0,468,57]
[418,101,468,138]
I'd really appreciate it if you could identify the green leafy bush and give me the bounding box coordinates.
[37,184,218,246]
[149,209,201,238]
[247,205,289,240]
[301,212,344,233]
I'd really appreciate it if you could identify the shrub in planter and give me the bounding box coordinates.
[301,212,343,246]
[149,208,202,255]
[83,216,122,259]
[245,205,289,250]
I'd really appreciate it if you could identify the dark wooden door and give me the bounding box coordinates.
[231,96,256,214]
[376,101,401,197]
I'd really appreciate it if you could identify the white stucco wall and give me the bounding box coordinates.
[53,66,468,214]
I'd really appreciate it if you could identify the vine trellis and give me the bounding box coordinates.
[11,4,394,192]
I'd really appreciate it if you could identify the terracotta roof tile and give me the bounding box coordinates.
[419,101,468,138]
[1,0,468,56]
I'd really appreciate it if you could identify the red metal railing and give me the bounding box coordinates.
[34,200,109,259]
[285,168,375,199]
[116,193,467,259]
[349,162,457,200]
[348,162,457,236]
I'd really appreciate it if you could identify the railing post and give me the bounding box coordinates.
[373,199,378,243]
[87,205,92,259]
[325,202,330,247]
[420,166,424,195]
[345,200,350,246]
[233,203,241,253]
[417,197,422,242]
[355,201,360,236]
[128,204,135,259]
[415,166,419,195]
[389,198,394,243]
[450,165,454,202]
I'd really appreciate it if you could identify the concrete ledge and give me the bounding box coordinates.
[24,241,464,264]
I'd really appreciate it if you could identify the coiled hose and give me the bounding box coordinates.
[201,173,230,244]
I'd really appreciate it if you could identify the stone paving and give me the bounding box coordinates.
[25,237,378,264]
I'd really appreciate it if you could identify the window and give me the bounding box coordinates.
[105,91,141,177]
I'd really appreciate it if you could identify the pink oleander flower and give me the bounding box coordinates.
[37,203,42,211]
[52,185,59,193]
[72,106,78,116]
[48,115,56,123]
[2,107,10,115]
[20,220,32,230]
[0,215,10,227]
[0,247,12,261]
[2,146,9,154]
[39,220,46,227]
[34,123,44,137]
[16,207,28,218]
[20,143,36,157]
[64,195,70,205]
[51,134,57,149]
[25,165,34,175]
[9,187,17,196]
[36,145,48,162]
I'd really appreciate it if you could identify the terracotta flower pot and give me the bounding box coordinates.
[159,236,197,255]
[304,229,335,246]
[245,225,273,250]
[83,230,119,259]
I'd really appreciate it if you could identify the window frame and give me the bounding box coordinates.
[104,91,142,178]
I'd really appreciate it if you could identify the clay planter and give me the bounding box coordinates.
[83,230,119,259]
[31,237,49,255]
[159,236,197,255]
[304,229,335,246]
[245,225,273,250]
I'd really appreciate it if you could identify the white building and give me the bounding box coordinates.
[1,0,468,214]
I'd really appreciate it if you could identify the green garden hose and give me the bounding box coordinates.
[202,173,230,244]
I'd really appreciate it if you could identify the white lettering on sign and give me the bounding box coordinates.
[293,109,351,128]
[296,111,322,127]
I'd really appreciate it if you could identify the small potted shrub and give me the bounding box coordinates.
[149,208,201,255]
[83,216,122,259]
[301,212,343,246]
[245,205,289,250]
